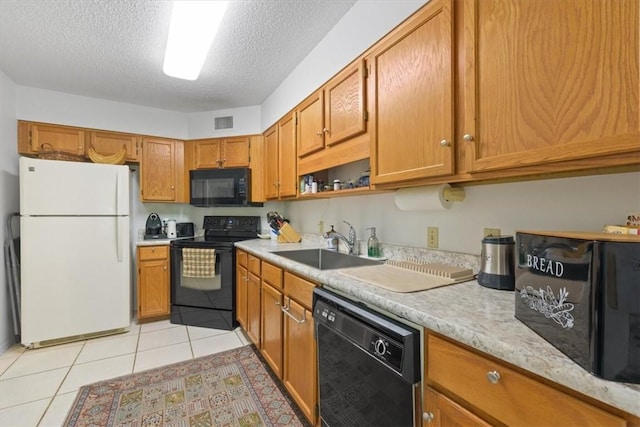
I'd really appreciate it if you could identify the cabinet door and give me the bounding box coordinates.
[283,297,316,424]
[423,386,491,427]
[369,0,454,185]
[193,139,222,169]
[246,271,261,346]
[264,124,279,200]
[138,258,169,320]
[278,113,298,198]
[461,0,640,172]
[261,283,283,378]
[236,264,248,330]
[324,59,367,147]
[30,123,85,155]
[90,131,139,162]
[221,136,250,167]
[141,138,176,201]
[296,89,325,157]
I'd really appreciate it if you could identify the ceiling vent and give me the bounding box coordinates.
[214,116,233,130]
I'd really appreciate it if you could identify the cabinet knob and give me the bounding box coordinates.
[440,139,451,147]
[423,412,434,423]
[163,266,167,271]
[171,186,175,190]
[323,128,329,133]
[316,131,323,136]
[463,134,474,142]
[486,370,501,384]
[275,301,280,306]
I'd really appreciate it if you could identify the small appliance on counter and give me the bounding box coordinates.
[144,213,166,240]
[515,230,640,384]
[176,222,195,238]
[477,235,515,290]
[166,219,177,238]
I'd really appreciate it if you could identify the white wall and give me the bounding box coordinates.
[284,172,640,255]
[187,106,261,139]
[261,0,427,128]
[0,70,20,353]
[17,86,189,139]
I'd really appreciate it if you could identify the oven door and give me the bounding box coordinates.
[170,244,237,330]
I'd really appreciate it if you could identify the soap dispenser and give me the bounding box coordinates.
[366,227,379,258]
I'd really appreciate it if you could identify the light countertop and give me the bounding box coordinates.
[235,238,640,417]
[135,237,193,246]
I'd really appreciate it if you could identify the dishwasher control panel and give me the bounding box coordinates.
[315,298,406,373]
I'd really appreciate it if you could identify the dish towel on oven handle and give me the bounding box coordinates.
[182,248,216,278]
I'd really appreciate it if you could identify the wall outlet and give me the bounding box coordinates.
[484,228,501,237]
[318,220,324,234]
[427,227,439,249]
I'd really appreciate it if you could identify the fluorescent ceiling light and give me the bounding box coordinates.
[163,1,229,81]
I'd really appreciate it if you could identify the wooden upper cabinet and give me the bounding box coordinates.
[296,90,325,157]
[222,136,250,167]
[324,59,367,147]
[461,0,640,172]
[263,124,279,200]
[192,137,250,169]
[90,131,139,162]
[296,60,368,161]
[278,113,298,198]
[194,139,223,168]
[264,113,297,200]
[141,137,182,202]
[369,0,455,185]
[24,122,86,155]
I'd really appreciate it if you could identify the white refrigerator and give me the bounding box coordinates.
[19,157,131,348]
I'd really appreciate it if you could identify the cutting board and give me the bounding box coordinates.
[338,263,475,293]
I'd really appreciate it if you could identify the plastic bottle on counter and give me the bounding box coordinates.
[366,227,380,258]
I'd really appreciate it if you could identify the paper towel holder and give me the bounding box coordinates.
[443,186,465,202]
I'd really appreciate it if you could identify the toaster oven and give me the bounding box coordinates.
[515,231,640,384]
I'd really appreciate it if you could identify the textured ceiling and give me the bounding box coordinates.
[0,0,357,112]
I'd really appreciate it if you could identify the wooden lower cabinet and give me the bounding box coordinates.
[283,296,316,424]
[282,272,317,425]
[234,255,317,425]
[423,387,490,427]
[261,261,284,378]
[136,245,170,321]
[261,282,283,378]
[235,250,248,330]
[424,332,631,426]
[246,270,261,346]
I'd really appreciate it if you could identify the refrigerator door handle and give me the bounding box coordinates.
[116,169,128,215]
[117,217,127,262]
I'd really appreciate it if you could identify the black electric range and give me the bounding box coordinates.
[169,215,260,330]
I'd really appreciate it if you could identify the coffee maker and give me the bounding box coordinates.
[144,213,166,240]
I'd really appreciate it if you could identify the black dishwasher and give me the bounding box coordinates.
[313,288,421,427]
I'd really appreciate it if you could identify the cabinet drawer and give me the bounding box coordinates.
[248,255,261,276]
[138,245,168,261]
[284,272,316,309]
[426,334,626,427]
[262,261,283,289]
[237,250,248,268]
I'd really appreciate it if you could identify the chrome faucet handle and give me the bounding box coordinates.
[342,220,355,243]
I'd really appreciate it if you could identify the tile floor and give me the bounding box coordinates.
[0,319,251,426]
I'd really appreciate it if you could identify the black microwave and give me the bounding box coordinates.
[190,168,259,207]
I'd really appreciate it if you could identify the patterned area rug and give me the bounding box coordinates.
[64,345,310,426]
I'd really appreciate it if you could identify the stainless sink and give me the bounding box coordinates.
[271,249,382,270]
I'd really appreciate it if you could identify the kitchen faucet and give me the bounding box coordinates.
[326,220,358,255]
